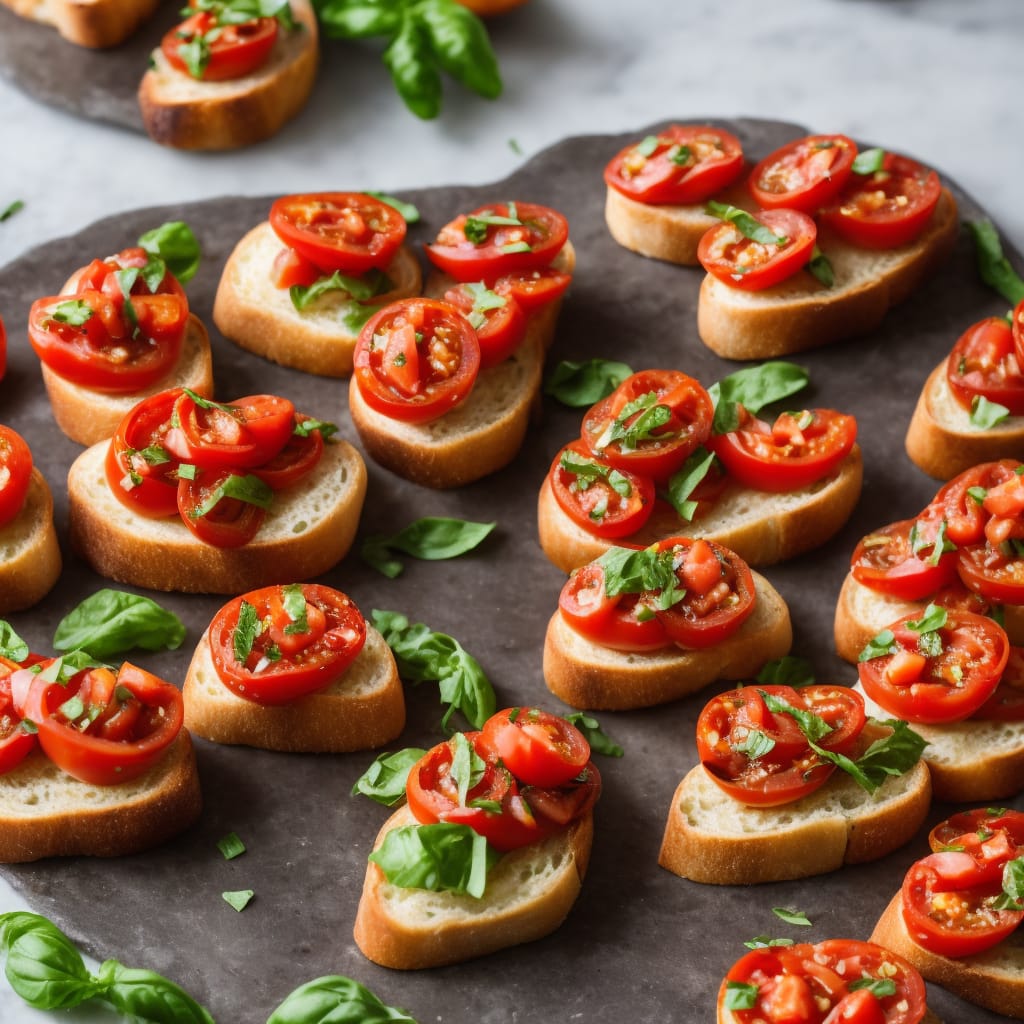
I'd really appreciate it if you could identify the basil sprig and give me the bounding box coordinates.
[289,267,392,312]
[0,621,30,663]
[544,358,634,407]
[351,747,428,806]
[138,221,201,285]
[969,219,1024,305]
[706,200,787,246]
[0,912,213,1022]
[52,590,185,659]
[594,391,673,451]
[314,0,502,119]
[372,610,496,731]
[267,975,418,1024]
[361,517,495,578]
[596,545,684,610]
[708,361,809,434]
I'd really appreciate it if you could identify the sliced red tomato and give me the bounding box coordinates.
[603,125,745,205]
[958,541,1024,604]
[901,848,1023,957]
[946,317,1024,415]
[442,281,526,368]
[932,459,1023,546]
[858,609,1009,723]
[162,10,278,81]
[69,246,186,300]
[548,441,655,539]
[479,708,590,788]
[14,662,184,785]
[719,939,927,1024]
[250,417,325,490]
[698,207,817,291]
[269,193,407,275]
[974,645,1024,721]
[425,201,568,282]
[353,298,481,425]
[748,133,858,214]
[709,406,856,492]
[820,152,942,249]
[271,247,323,289]
[850,515,959,600]
[0,658,37,775]
[0,426,33,529]
[929,807,1024,852]
[580,369,714,482]
[177,467,268,548]
[494,267,572,311]
[210,584,367,705]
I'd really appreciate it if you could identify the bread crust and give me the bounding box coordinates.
[0,732,201,862]
[543,570,792,710]
[39,313,214,446]
[0,468,62,615]
[697,189,959,359]
[905,359,1024,480]
[214,224,423,377]
[353,804,592,969]
[659,754,932,885]
[68,437,367,593]
[870,891,1024,1019]
[538,446,862,573]
[0,0,159,46]
[138,0,319,150]
[183,625,405,752]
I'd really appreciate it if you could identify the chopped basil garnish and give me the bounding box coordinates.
[217,832,246,860]
[289,268,391,311]
[0,200,24,223]
[596,545,685,609]
[366,191,421,223]
[189,473,273,519]
[809,719,928,794]
[771,907,812,927]
[708,361,809,435]
[733,729,775,759]
[743,936,795,950]
[0,621,30,664]
[459,281,506,330]
[595,391,673,451]
[292,417,338,440]
[859,629,896,662]
[969,219,1024,305]
[232,600,260,664]
[706,200,787,245]
[807,245,834,287]
[663,447,715,521]
[221,890,254,913]
[50,299,94,327]
[723,981,759,1011]
[851,147,886,175]
[993,856,1024,910]
[635,135,659,157]
[848,977,897,998]
[971,394,1011,429]
[281,584,309,635]
[759,691,833,743]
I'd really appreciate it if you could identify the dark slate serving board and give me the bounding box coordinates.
[0,119,1019,1024]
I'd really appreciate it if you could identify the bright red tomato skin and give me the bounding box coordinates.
[250,417,324,490]
[957,542,1024,604]
[933,459,1023,546]
[162,11,278,81]
[0,658,37,775]
[442,282,527,369]
[425,202,569,282]
[494,268,572,311]
[850,516,959,600]
[0,426,33,529]
[177,468,266,548]
[947,317,1024,415]
[603,125,745,205]
[269,193,407,275]
[929,807,1024,851]
[210,585,367,705]
[698,207,817,291]
[748,133,857,214]
[480,708,590,787]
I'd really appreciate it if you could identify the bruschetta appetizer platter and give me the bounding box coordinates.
[0,119,1019,1024]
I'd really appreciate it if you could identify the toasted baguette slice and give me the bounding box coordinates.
[834,572,1024,662]
[353,803,593,969]
[0,0,158,47]
[183,625,405,752]
[871,890,1024,1019]
[696,189,959,360]
[0,468,62,615]
[538,446,862,573]
[348,335,544,489]
[854,682,1024,803]
[0,733,200,862]
[138,0,318,150]
[39,313,214,447]
[68,437,367,593]
[543,570,791,710]
[905,359,1024,479]
[659,746,932,885]
[214,223,422,377]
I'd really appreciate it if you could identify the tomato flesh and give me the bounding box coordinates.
[748,133,857,214]
[850,516,958,600]
[929,807,1024,851]
[162,11,278,81]
[480,708,590,788]
[0,426,33,529]
[494,268,572,311]
[177,467,267,548]
[0,658,37,775]
[947,317,1024,415]
[443,281,527,369]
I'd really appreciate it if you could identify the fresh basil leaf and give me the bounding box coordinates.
[756,655,815,688]
[663,447,715,521]
[0,621,30,663]
[289,268,384,311]
[415,0,501,99]
[382,12,443,119]
[372,610,496,731]
[0,200,24,223]
[0,912,97,1010]
[563,712,624,757]
[53,589,186,659]
[708,361,809,434]
[233,600,260,664]
[221,891,254,912]
[851,147,886,175]
[313,0,402,39]
[723,981,759,1010]
[968,219,1024,305]
[971,394,1011,429]
[217,832,246,860]
[544,358,634,407]
[351,747,427,806]
[743,936,794,950]
[807,245,834,287]
[267,974,418,1024]
[706,201,786,245]
[859,629,896,662]
[51,299,93,327]
[177,34,212,79]
[361,517,496,577]
[809,718,928,794]
[635,135,659,157]
[771,907,811,927]
[35,650,107,685]
[597,392,672,450]
[733,729,775,759]
[758,690,833,743]
[450,731,486,805]
[95,960,214,1023]
[366,191,421,223]
[191,473,274,518]
[292,417,338,441]
[282,584,309,635]
[905,604,947,635]
[848,977,896,998]
[596,545,682,606]
[369,822,499,897]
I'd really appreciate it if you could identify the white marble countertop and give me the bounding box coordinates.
[1,0,1023,1020]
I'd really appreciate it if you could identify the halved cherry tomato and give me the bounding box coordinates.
[480,707,590,788]
[603,125,745,205]
[14,662,184,786]
[820,152,942,249]
[698,207,817,291]
[353,298,481,425]
[548,441,655,539]
[748,134,857,214]
[162,10,278,81]
[946,317,1024,415]
[719,940,927,1024]
[850,515,959,600]
[0,426,33,529]
[580,369,714,482]
[271,247,323,289]
[493,267,572,311]
[958,541,1024,604]
[929,807,1024,851]
[269,193,407,275]
[69,247,186,301]
[858,609,1009,723]
[709,406,856,492]
[932,459,1023,546]
[425,202,568,282]
[442,281,526,369]
[250,417,324,490]
[210,584,367,705]
[177,467,267,548]
[0,658,37,775]
[901,847,1023,958]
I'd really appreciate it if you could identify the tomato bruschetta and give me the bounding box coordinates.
[659,682,930,884]
[0,0,158,47]
[67,388,367,593]
[353,709,599,969]
[183,583,405,751]
[543,538,792,710]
